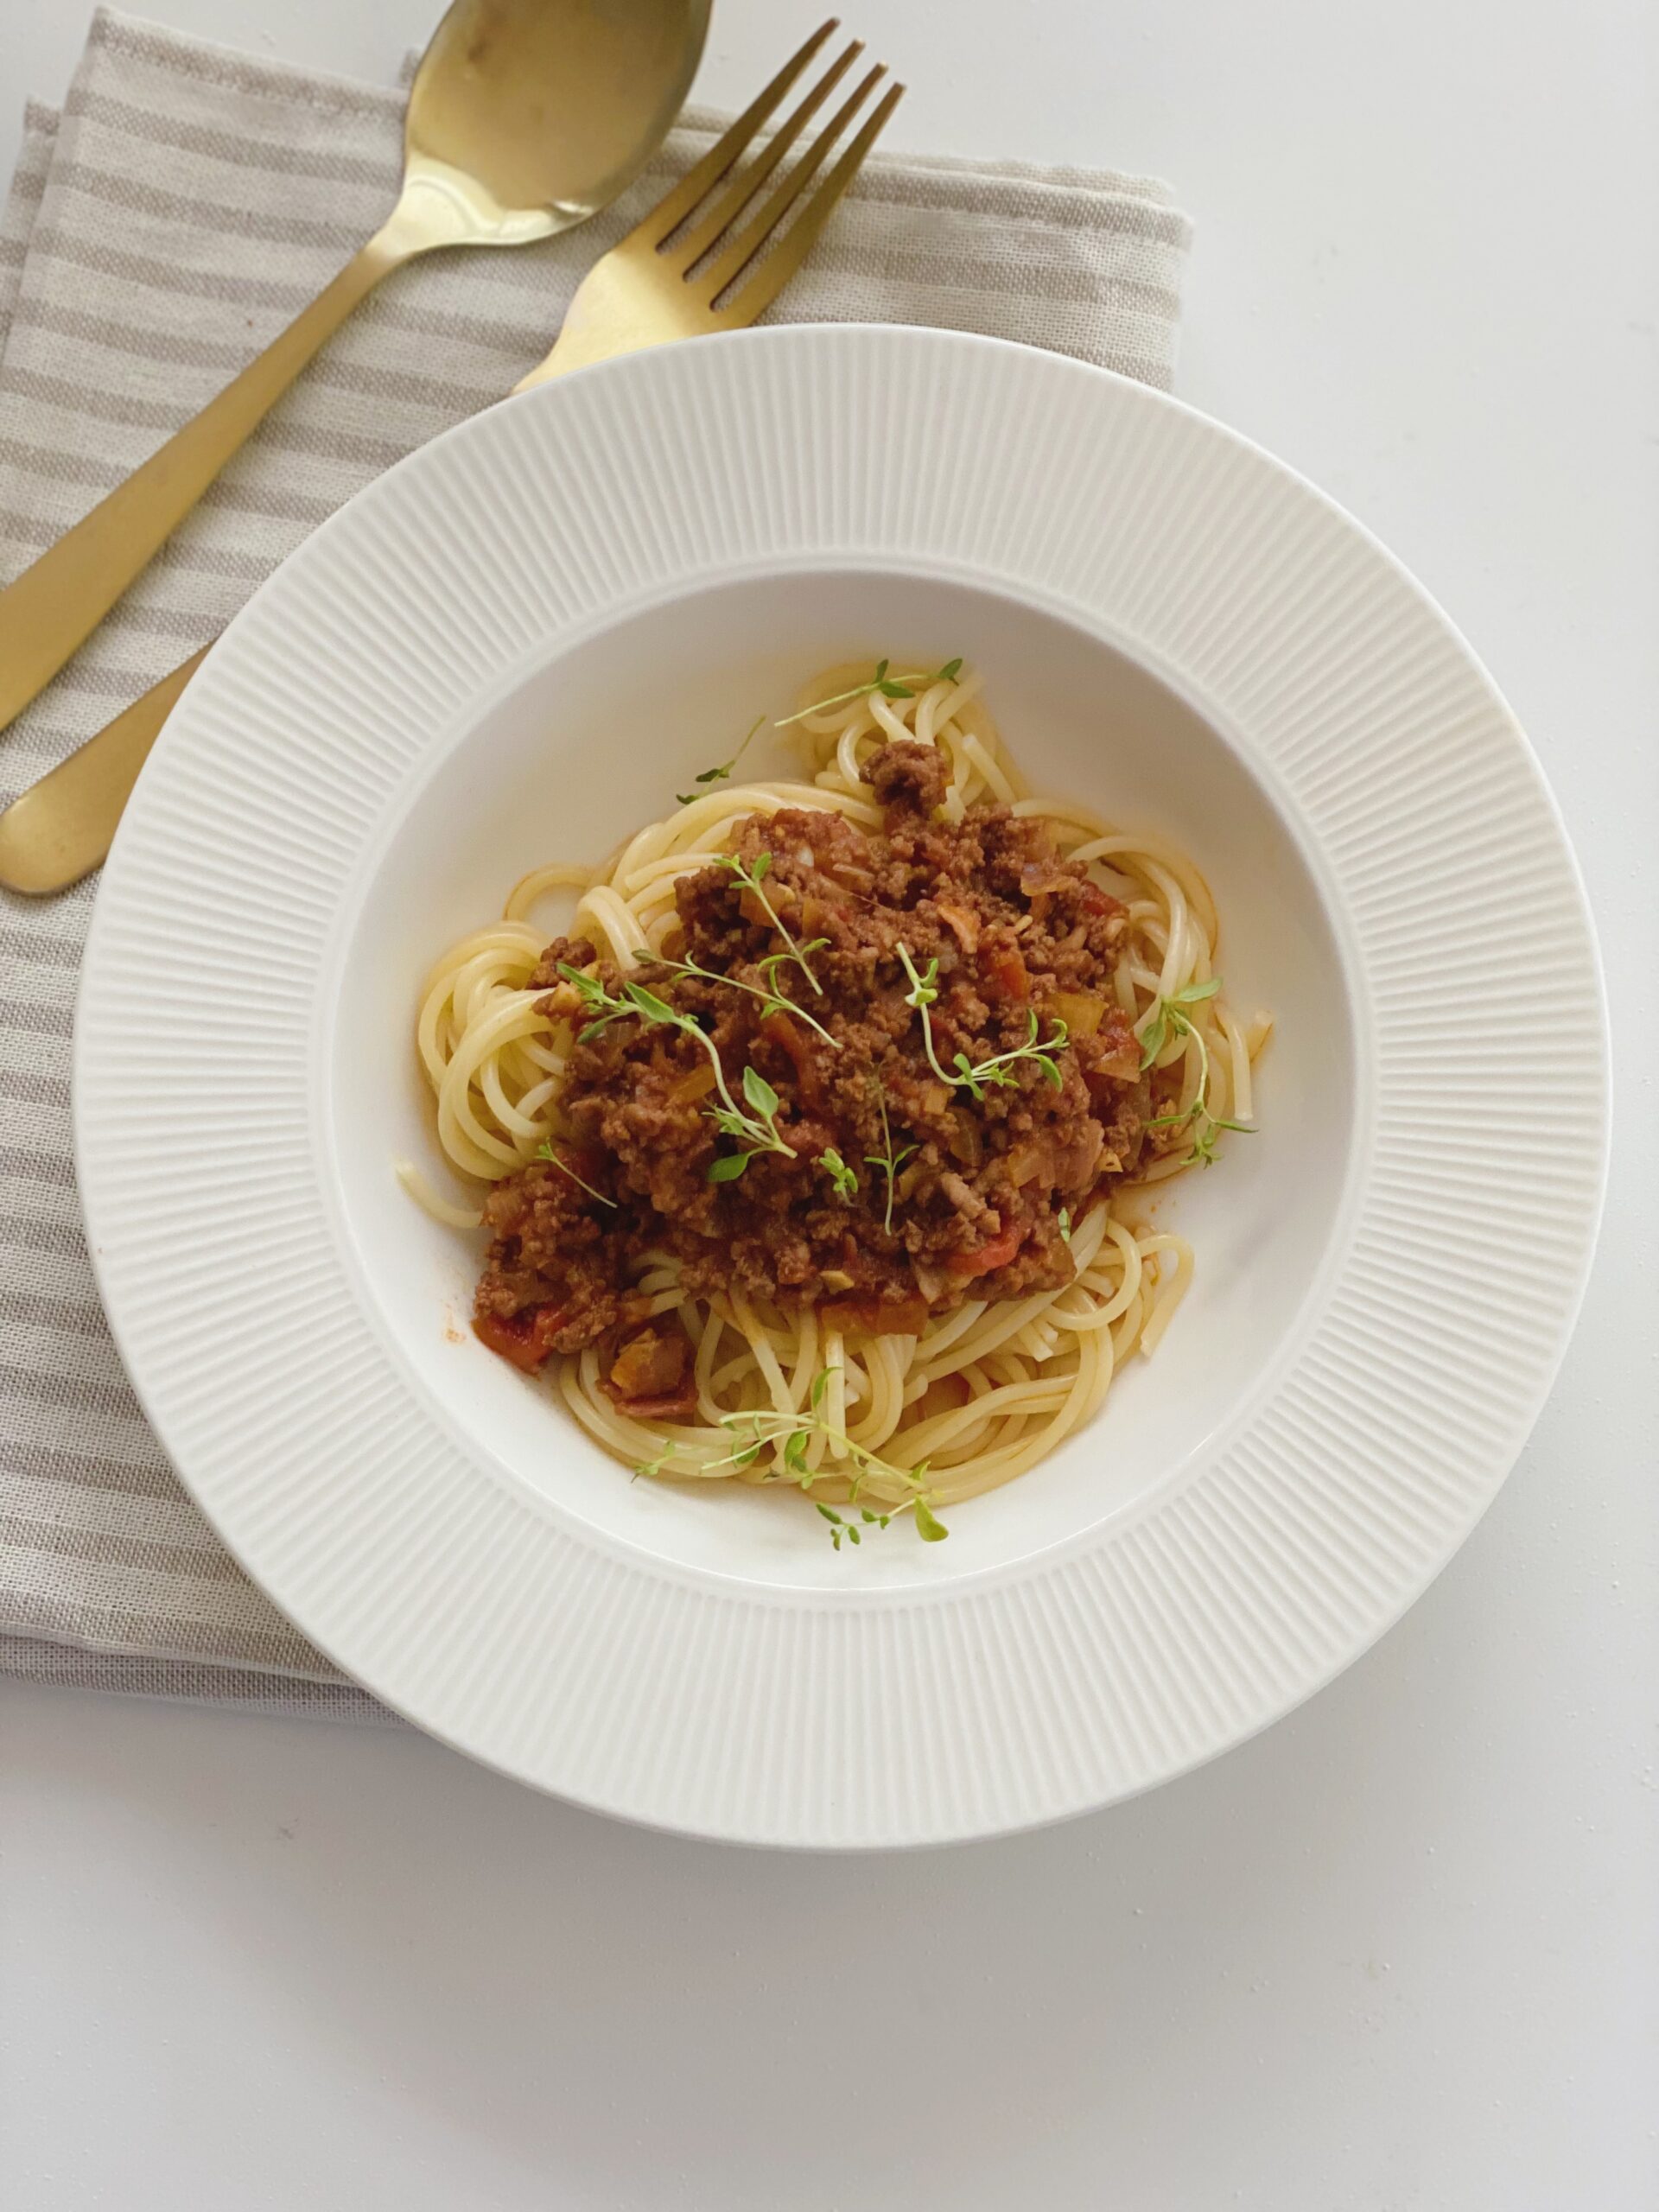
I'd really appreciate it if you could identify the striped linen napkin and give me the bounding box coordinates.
[0,9,1192,1720]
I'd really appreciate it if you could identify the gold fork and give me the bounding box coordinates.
[0,22,901,897]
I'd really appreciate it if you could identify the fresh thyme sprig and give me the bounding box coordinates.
[1139,976,1253,1167]
[534,1139,617,1208]
[862,1081,916,1236]
[894,944,956,1086]
[558,963,639,1041]
[818,1147,859,1200]
[774,656,964,728]
[707,1065,794,1181]
[633,1364,949,1548]
[895,943,1070,1098]
[633,948,840,1050]
[555,962,796,1182]
[677,713,765,806]
[757,942,832,1006]
[951,1007,1069,1098]
[714,849,823,998]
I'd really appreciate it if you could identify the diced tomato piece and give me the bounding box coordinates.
[945,1223,1024,1280]
[821,1293,931,1337]
[978,944,1030,1002]
[616,1381,699,1422]
[473,1303,567,1373]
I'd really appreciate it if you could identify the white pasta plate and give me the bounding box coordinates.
[75,327,1609,1846]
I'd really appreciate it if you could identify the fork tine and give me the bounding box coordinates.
[625,17,840,252]
[669,37,866,270]
[702,80,903,314]
[694,65,889,302]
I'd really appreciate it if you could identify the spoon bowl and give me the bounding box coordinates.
[0,0,712,740]
[407,0,713,240]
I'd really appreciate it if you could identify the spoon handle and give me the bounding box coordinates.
[0,228,410,743]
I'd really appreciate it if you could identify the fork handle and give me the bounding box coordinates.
[0,226,411,743]
[0,649,207,895]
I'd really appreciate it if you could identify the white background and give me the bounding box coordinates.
[2,1,1656,2205]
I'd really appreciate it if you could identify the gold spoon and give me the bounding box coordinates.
[0,0,710,742]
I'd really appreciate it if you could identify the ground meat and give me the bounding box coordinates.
[863,735,950,818]
[474,740,1152,1395]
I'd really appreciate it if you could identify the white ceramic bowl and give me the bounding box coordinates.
[76,327,1608,1845]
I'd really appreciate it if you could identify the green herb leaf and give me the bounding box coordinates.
[898,942,1067,1097]
[773,656,968,728]
[864,1077,913,1235]
[624,983,679,1027]
[1136,978,1249,1166]
[566,958,800,1168]
[677,713,765,805]
[742,1065,780,1120]
[895,942,960,1089]
[558,963,632,1040]
[712,1378,941,1550]
[898,948,939,1008]
[817,1147,859,1201]
[707,1151,750,1182]
[913,1497,950,1542]
[715,849,823,998]
[1058,1206,1072,1245]
[640,947,841,1051]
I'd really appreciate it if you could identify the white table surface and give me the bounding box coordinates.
[2,3,1656,2205]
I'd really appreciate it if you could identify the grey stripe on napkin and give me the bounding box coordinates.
[0,8,1191,1718]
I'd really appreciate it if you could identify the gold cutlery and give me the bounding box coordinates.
[0,20,899,897]
[0,0,711,744]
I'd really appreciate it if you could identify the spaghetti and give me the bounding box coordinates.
[399,660,1268,1535]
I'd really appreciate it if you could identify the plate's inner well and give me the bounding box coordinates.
[327,569,1356,1589]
